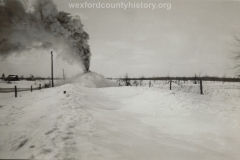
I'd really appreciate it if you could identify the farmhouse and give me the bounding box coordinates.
[5,75,19,81]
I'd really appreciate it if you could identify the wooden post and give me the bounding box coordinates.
[39,84,41,90]
[51,51,54,87]
[31,85,32,92]
[200,79,203,95]
[170,80,172,90]
[15,86,17,98]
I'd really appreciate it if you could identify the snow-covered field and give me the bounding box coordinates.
[0,80,48,88]
[125,80,240,100]
[0,79,68,89]
[0,75,240,160]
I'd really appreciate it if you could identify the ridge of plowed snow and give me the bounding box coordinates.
[73,72,118,88]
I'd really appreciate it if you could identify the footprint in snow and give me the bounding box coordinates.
[66,131,74,135]
[29,155,35,159]
[62,136,73,141]
[12,138,28,151]
[45,130,54,135]
[68,125,75,129]
[41,148,52,154]
[64,140,76,145]
[29,145,35,148]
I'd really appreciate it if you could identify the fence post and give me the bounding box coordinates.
[39,84,41,90]
[200,79,203,95]
[170,80,172,90]
[15,86,17,98]
[31,85,32,92]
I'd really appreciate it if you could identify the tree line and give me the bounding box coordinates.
[108,73,240,84]
[0,73,63,81]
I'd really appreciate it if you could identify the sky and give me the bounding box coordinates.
[1,0,240,78]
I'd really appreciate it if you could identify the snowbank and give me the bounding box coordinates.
[72,72,118,88]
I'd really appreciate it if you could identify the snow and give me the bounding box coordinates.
[70,72,118,88]
[0,79,240,159]
[127,80,240,100]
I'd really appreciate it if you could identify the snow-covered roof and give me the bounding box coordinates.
[7,75,18,78]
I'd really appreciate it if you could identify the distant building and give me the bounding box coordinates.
[5,75,20,81]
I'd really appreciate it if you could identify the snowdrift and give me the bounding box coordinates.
[72,72,118,88]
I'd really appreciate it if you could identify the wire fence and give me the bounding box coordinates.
[0,84,50,97]
[0,87,39,93]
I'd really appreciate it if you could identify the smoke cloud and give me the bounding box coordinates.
[0,0,91,72]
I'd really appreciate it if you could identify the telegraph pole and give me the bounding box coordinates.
[63,69,65,81]
[51,51,54,87]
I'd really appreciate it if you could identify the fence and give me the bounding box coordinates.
[114,76,240,83]
[118,78,223,95]
[0,84,50,97]
[166,79,203,94]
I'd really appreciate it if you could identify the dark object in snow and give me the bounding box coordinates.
[64,91,66,94]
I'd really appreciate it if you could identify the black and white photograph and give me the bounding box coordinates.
[0,0,240,159]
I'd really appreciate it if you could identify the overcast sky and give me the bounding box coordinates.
[1,0,240,78]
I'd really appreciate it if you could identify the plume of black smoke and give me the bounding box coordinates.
[0,0,91,72]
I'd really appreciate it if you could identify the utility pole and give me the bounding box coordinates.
[51,51,54,87]
[63,69,65,81]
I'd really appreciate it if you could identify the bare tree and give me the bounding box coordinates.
[124,73,131,86]
[194,74,197,84]
[133,80,138,86]
[20,75,24,80]
[222,73,227,84]
[230,33,240,77]
[198,72,202,84]
[118,76,122,86]
[139,76,144,86]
